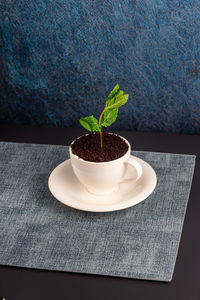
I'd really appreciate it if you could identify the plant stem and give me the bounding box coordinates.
[98,108,106,149]
[99,108,106,126]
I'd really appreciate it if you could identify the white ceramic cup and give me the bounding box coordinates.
[69,134,142,196]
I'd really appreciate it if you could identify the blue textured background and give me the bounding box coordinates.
[0,0,200,133]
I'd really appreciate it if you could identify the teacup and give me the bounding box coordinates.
[69,134,142,196]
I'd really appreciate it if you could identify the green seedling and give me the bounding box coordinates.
[79,84,129,148]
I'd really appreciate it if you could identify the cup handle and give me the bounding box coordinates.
[120,156,143,184]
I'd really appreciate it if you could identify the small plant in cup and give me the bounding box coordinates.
[79,84,129,148]
[69,85,144,195]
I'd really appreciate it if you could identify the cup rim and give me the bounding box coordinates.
[69,132,131,165]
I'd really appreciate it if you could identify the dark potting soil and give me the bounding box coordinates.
[71,132,129,162]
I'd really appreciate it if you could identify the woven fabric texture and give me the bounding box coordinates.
[0,142,196,281]
[1,1,200,133]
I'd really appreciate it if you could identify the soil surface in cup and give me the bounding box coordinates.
[71,132,129,162]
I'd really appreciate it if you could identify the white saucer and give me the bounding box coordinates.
[48,156,157,212]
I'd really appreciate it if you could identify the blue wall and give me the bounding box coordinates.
[0,0,200,133]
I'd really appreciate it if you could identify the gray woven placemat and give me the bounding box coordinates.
[0,142,196,281]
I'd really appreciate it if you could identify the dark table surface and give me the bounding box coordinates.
[0,123,200,300]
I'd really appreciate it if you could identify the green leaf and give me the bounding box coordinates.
[105,96,116,107]
[115,90,125,97]
[106,89,126,107]
[106,84,119,101]
[106,93,129,110]
[79,115,101,132]
[101,108,118,127]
